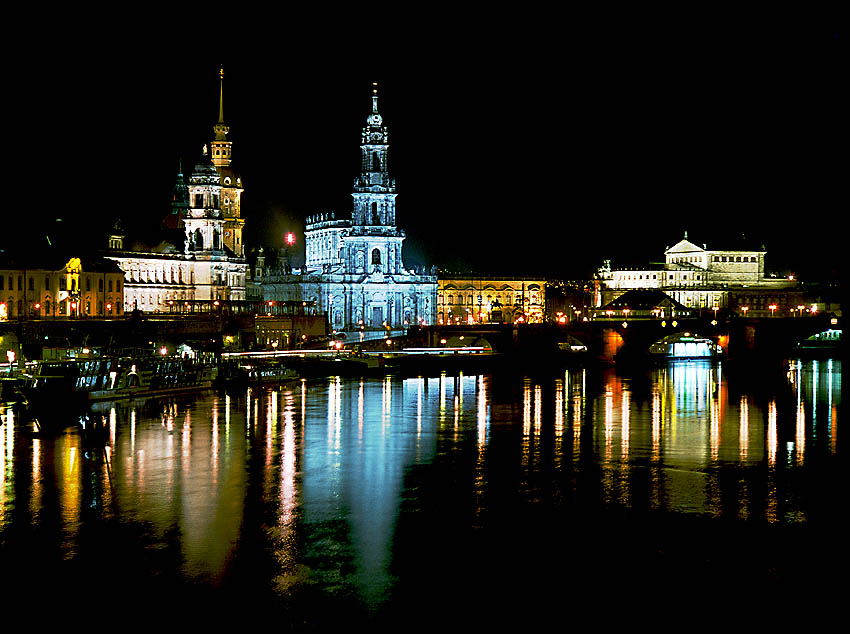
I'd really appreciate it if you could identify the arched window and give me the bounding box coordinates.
[371,248,382,266]
[372,202,380,225]
[194,228,203,250]
[372,152,380,172]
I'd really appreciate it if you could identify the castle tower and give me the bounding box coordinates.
[184,145,225,253]
[210,66,245,257]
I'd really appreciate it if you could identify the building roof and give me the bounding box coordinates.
[601,289,688,311]
[665,234,766,255]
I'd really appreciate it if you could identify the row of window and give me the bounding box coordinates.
[439,294,540,306]
[1,275,121,293]
[669,255,758,264]
[713,255,757,263]
[1,298,121,317]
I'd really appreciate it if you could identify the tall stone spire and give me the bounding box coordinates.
[213,65,230,144]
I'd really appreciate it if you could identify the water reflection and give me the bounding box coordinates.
[0,358,842,617]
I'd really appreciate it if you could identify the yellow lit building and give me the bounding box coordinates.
[0,255,126,320]
[437,276,546,324]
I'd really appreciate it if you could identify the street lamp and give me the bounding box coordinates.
[769,304,777,317]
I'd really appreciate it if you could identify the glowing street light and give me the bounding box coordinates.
[769,304,777,317]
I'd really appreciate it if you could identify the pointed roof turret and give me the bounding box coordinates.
[171,158,189,207]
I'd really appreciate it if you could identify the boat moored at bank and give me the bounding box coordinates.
[649,332,724,359]
[23,351,218,408]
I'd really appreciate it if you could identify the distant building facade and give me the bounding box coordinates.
[437,276,546,324]
[106,69,248,313]
[595,236,797,317]
[0,255,125,320]
[259,86,437,333]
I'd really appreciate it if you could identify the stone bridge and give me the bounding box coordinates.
[409,314,840,363]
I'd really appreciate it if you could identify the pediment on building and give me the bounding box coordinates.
[665,239,705,255]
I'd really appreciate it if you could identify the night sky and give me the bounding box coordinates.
[7,25,840,281]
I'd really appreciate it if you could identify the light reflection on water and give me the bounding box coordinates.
[0,358,843,619]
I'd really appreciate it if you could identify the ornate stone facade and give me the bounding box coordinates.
[437,277,546,324]
[260,85,437,333]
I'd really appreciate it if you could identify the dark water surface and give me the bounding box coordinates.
[1,359,843,627]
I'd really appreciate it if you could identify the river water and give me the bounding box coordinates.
[1,358,843,627]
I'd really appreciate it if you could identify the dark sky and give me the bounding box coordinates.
[7,24,840,281]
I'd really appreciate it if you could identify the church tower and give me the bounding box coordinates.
[210,66,245,257]
[346,83,405,276]
[263,82,437,329]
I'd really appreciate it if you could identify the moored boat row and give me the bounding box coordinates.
[20,351,218,413]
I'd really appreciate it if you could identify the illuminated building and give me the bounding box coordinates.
[595,234,796,316]
[259,85,437,333]
[437,276,546,324]
[105,69,248,313]
[0,254,125,319]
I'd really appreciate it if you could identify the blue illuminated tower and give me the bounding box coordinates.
[347,83,405,275]
[294,83,437,330]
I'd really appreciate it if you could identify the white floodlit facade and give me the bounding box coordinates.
[106,70,248,312]
[595,236,795,310]
[260,86,437,331]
